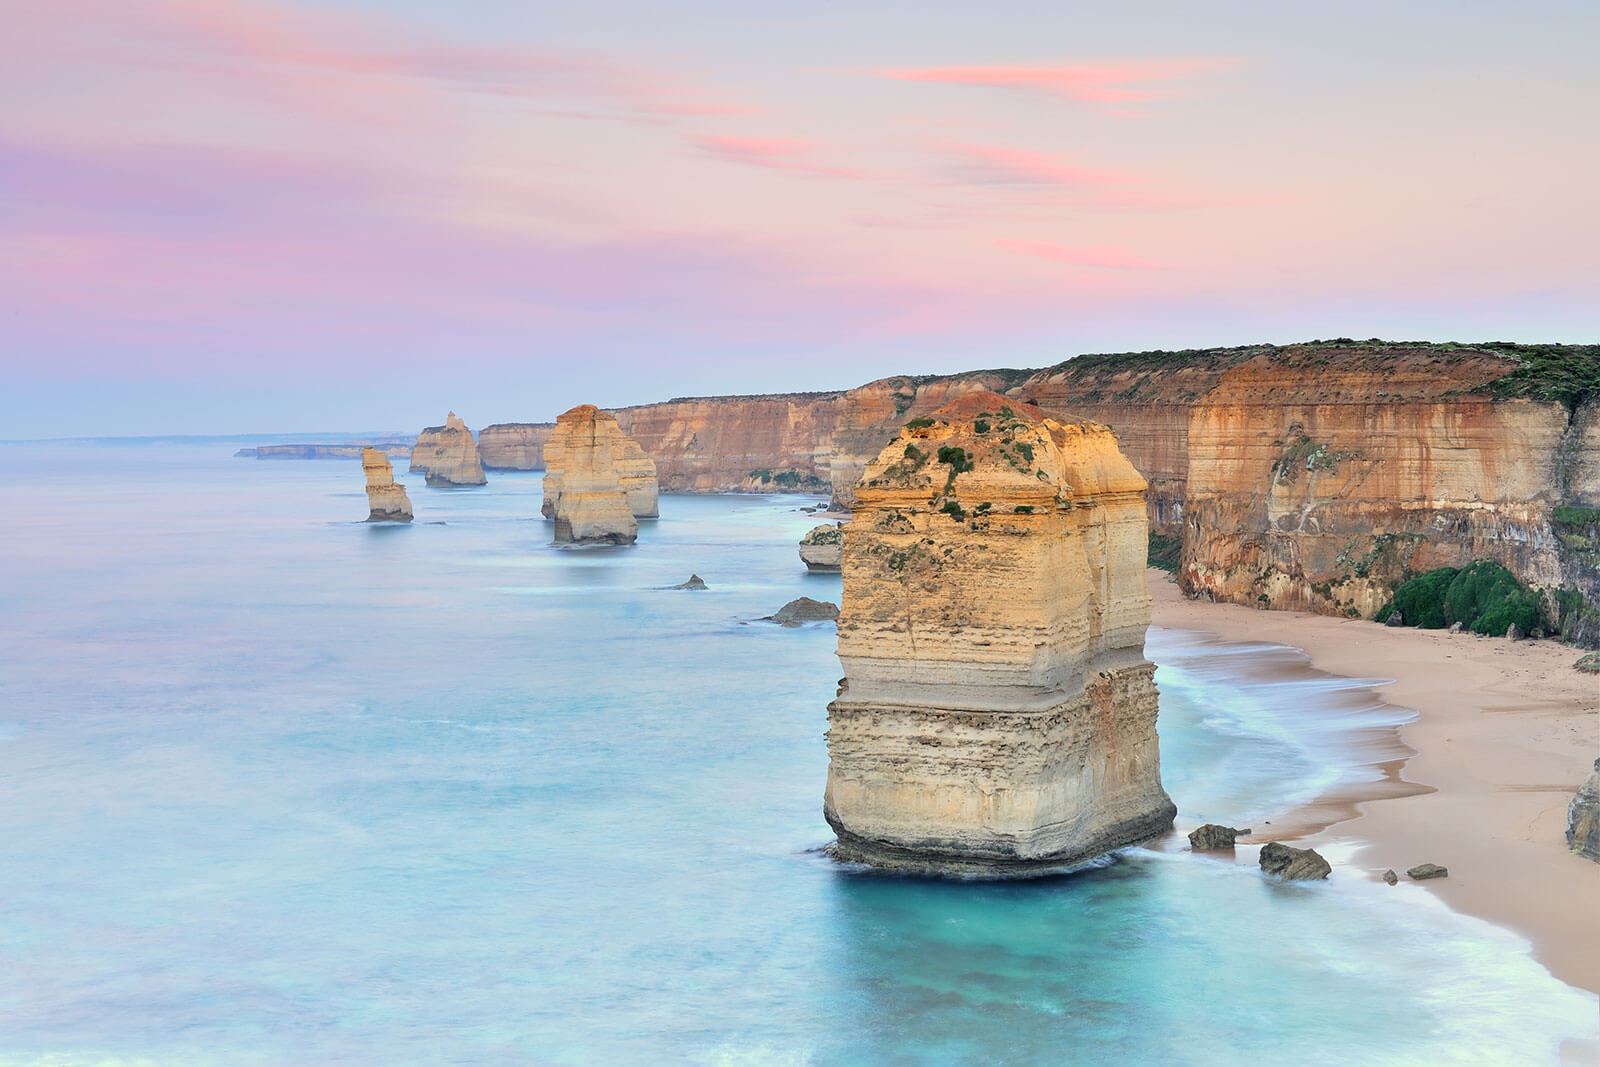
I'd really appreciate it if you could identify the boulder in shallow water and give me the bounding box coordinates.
[1382,869,1398,885]
[671,574,708,590]
[767,597,839,626]
[1567,759,1600,862]
[1258,841,1331,880]
[1406,863,1448,880]
[1188,824,1249,850]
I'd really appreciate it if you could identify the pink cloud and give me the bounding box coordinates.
[877,59,1238,105]
[945,145,1139,188]
[993,238,1156,271]
[691,135,864,179]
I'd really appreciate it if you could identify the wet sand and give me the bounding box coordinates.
[1148,571,1600,997]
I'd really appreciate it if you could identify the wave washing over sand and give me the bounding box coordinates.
[0,441,1593,1063]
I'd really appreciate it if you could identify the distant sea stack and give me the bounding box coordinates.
[362,447,413,522]
[541,405,640,545]
[823,391,1176,875]
[411,412,488,486]
[542,406,658,525]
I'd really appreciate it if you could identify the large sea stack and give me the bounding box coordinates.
[541,405,640,545]
[362,447,413,522]
[412,412,488,486]
[824,392,1176,875]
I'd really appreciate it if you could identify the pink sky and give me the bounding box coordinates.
[2,0,1596,436]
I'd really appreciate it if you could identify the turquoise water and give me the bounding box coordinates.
[0,443,1593,1065]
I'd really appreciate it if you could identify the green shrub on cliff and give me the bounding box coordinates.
[1476,343,1600,413]
[1147,533,1182,573]
[1376,561,1543,635]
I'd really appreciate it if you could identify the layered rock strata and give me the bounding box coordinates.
[542,406,659,525]
[541,405,639,545]
[799,524,844,572]
[361,447,413,522]
[824,391,1176,875]
[476,423,554,470]
[411,413,487,486]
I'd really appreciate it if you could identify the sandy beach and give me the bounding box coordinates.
[1148,571,1600,998]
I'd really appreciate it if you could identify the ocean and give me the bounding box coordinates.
[0,442,1593,1065]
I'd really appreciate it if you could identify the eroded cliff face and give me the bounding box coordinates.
[413,413,488,487]
[477,423,553,470]
[824,391,1175,875]
[612,392,841,495]
[361,447,413,522]
[1019,344,1600,642]
[541,405,641,544]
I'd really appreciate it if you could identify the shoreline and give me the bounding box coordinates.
[1147,570,1600,997]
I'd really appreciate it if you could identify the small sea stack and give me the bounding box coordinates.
[362,447,413,522]
[798,523,844,572]
[541,405,639,545]
[412,412,488,486]
[823,392,1176,876]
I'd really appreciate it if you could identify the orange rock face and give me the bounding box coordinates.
[541,405,647,544]
[824,391,1175,874]
[477,423,554,470]
[410,412,487,487]
[361,447,413,522]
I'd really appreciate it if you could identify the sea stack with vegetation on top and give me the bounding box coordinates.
[823,391,1177,875]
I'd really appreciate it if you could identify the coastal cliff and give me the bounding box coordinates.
[1015,343,1600,642]
[824,392,1176,874]
[361,447,413,522]
[541,405,640,545]
[411,413,488,487]
[477,423,554,470]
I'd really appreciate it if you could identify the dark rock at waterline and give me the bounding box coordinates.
[1258,841,1331,880]
[670,574,708,590]
[1566,759,1600,861]
[1188,824,1250,850]
[1382,869,1398,885]
[766,597,840,627]
[1406,863,1448,880]
[1384,611,1405,628]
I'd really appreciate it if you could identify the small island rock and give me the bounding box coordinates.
[1258,841,1331,880]
[671,574,708,590]
[798,523,844,572]
[1188,824,1248,850]
[362,447,413,522]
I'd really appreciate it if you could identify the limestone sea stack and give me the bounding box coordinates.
[824,392,1176,875]
[362,447,413,522]
[541,405,639,545]
[799,523,844,572]
[542,407,659,522]
[413,412,488,486]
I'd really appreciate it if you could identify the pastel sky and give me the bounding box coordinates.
[3,0,1597,436]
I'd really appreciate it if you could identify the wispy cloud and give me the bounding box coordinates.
[877,59,1238,105]
[691,135,863,179]
[993,238,1155,270]
[945,145,1138,188]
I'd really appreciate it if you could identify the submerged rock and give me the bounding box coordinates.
[1188,824,1249,850]
[1406,863,1449,880]
[824,391,1176,876]
[1566,760,1600,861]
[361,448,413,522]
[541,405,639,545]
[798,523,844,572]
[415,412,488,487]
[671,574,708,590]
[1259,842,1331,880]
[768,597,839,626]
